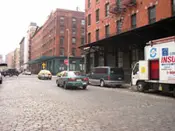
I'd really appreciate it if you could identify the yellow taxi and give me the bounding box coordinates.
[38,69,52,80]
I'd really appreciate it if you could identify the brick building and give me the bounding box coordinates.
[81,0,175,82]
[0,54,3,63]
[6,51,14,68]
[14,48,20,70]
[19,37,25,71]
[29,9,85,74]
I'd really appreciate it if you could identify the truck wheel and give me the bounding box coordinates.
[56,80,59,87]
[137,82,145,92]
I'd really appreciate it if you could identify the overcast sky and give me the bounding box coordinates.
[0,0,85,60]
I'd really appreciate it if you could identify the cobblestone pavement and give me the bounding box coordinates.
[0,75,175,131]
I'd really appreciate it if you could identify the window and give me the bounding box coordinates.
[148,6,156,24]
[72,18,76,26]
[117,20,122,34]
[81,37,85,45]
[133,63,139,75]
[105,3,110,17]
[60,48,64,56]
[131,14,136,29]
[60,27,64,34]
[72,28,76,35]
[70,64,76,71]
[96,9,100,22]
[105,25,110,38]
[117,0,121,8]
[81,28,85,35]
[96,29,99,40]
[60,37,64,46]
[60,16,64,26]
[94,68,108,74]
[81,20,85,25]
[88,33,91,43]
[172,0,175,16]
[72,37,76,44]
[88,14,91,25]
[72,48,76,56]
[88,0,91,8]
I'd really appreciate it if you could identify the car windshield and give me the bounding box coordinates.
[110,68,124,75]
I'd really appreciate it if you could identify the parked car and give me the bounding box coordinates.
[56,71,89,89]
[2,69,19,77]
[38,70,52,80]
[0,72,2,84]
[88,66,124,87]
[22,71,32,75]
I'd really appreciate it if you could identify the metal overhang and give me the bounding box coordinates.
[79,16,175,49]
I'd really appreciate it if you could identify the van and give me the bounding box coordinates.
[88,66,124,87]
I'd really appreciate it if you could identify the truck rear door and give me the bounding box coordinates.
[149,60,159,80]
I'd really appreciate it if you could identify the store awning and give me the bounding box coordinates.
[26,56,56,64]
[79,16,175,49]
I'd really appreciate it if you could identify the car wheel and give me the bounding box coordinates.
[173,88,175,98]
[56,80,59,87]
[83,85,87,90]
[100,80,105,87]
[63,82,67,89]
[137,82,145,92]
[0,80,2,84]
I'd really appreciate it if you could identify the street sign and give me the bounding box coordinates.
[64,59,69,65]
[42,63,46,69]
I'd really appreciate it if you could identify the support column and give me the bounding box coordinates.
[94,51,99,67]
[104,46,107,66]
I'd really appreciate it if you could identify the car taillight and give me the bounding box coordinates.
[68,78,76,81]
[83,77,89,81]
[108,75,110,80]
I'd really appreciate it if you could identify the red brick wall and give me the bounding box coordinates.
[85,0,173,44]
[31,27,43,60]
[31,9,85,60]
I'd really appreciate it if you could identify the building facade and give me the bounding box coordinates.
[6,51,14,68]
[19,37,25,71]
[30,9,85,74]
[83,0,175,82]
[24,22,38,70]
[14,48,20,70]
[0,55,3,63]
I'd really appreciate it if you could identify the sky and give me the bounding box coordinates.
[0,0,85,60]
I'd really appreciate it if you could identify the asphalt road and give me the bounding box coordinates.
[0,75,175,131]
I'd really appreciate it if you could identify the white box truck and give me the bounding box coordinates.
[131,36,175,96]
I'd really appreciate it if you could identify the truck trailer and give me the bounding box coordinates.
[131,36,175,96]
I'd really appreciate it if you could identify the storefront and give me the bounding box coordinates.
[80,16,175,83]
[27,56,84,75]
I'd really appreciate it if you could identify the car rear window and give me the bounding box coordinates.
[68,72,82,77]
[110,68,124,74]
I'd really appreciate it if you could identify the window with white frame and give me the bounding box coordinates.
[81,20,85,25]
[105,3,110,17]
[148,6,156,24]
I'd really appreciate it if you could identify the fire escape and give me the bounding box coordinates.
[110,0,137,32]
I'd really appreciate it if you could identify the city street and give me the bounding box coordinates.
[0,75,175,131]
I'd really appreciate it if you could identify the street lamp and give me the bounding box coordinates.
[66,29,70,71]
